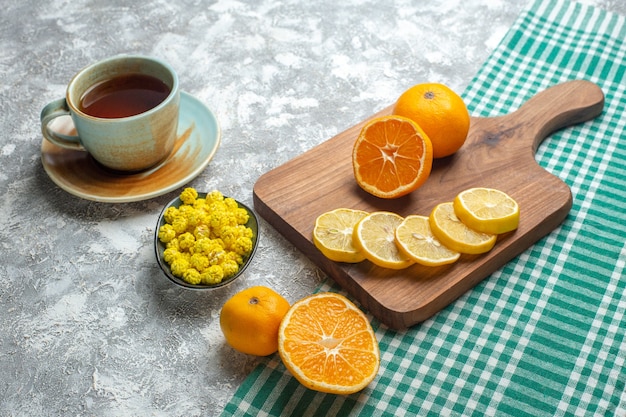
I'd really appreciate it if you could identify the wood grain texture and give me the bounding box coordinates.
[253,80,604,329]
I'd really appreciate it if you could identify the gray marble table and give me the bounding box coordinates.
[1,0,624,415]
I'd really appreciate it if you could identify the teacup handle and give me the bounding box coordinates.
[40,98,86,151]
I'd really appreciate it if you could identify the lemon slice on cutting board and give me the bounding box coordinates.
[429,202,497,254]
[313,208,368,263]
[353,211,414,269]
[453,187,520,234]
[395,215,461,266]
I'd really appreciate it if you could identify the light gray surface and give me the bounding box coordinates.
[1,0,624,416]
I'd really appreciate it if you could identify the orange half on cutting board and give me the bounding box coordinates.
[352,115,433,199]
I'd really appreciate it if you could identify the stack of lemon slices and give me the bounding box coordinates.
[313,187,519,268]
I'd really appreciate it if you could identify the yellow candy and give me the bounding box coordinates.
[159,187,253,285]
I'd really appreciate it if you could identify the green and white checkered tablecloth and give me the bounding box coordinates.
[223,0,626,415]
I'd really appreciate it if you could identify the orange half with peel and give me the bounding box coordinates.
[352,115,433,199]
[278,292,380,395]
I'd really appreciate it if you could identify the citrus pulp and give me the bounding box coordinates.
[313,208,368,263]
[353,211,414,269]
[352,115,433,199]
[453,188,520,234]
[429,202,497,254]
[278,292,380,394]
[395,215,461,266]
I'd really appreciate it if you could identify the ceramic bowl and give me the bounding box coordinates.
[154,192,259,289]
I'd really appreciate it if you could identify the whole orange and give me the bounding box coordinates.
[393,83,470,159]
[220,286,290,356]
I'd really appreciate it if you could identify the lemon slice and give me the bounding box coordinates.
[395,215,461,266]
[353,212,414,269]
[313,208,368,263]
[429,202,496,254]
[453,188,520,234]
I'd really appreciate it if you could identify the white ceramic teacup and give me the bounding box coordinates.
[40,55,180,172]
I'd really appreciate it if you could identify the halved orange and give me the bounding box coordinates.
[352,115,433,199]
[278,292,380,394]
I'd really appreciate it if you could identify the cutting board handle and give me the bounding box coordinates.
[510,80,604,152]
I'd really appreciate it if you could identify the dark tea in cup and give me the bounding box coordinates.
[80,73,171,119]
[40,55,180,172]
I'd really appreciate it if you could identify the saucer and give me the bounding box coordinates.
[41,92,221,203]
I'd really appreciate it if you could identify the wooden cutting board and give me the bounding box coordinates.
[253,80,604,329]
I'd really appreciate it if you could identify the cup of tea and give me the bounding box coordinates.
[40,55,180,172]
